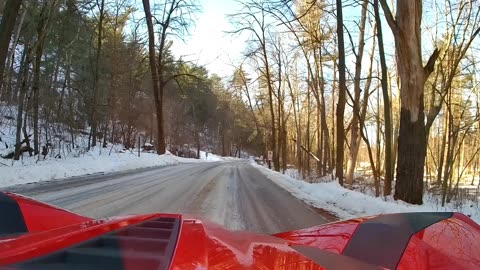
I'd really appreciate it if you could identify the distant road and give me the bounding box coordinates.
[5,161,329,234]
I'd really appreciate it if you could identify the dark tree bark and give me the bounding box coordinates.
[14,45,31,160]
[374,0,393,196]
[32,34,45,155]
[31,0,59,155]
[91,0,105,149]
[335,0,347,186]
[1,1,27,101]
[396,106,427,203]
[142,0,194,155]
[142,0,163,154]
[0,0,22,90]
[380,0,439,204]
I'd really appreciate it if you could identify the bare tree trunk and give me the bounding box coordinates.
[2,1,27,102]
[196,129,200,159]
[0,0,22,90]
[265,69,278,171]
[374,0,393,195]
[376,83,381,176]
[142,0,163,154]
[32,39,45,155]
[330,58,336,174]
[441,116,455,206]
[14,45,30,160]
[380,0,439,204]
[346,0,368,185]
[31,0,59,155]
[335,0,347,186]
[436,111,448,185]
[305,84,311,178]
[57,54,71,118]
[287,70,302,174]
[316,104,322,176]
[91,0,105,149]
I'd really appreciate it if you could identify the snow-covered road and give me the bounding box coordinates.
[4,161,329,234]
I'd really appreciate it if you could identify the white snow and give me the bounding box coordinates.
[198,151,223,161]
[252,163,480,224]
[0,104,231,188]
[0,147,210,188]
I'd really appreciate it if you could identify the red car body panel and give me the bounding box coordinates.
[12,193,92,231]
[0,192,479,270]
[396,213,480,270]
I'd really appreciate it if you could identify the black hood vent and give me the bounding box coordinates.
[7,217,181,270]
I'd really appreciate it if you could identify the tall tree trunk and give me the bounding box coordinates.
[142,0,163,154]
[441,118,455,207]
[335,0,347,186]
[316,104,322,176]
[436,111,448,185]
[471,153,477,186]
[311,48,323,177]
[346,0,368,185]
[196,129,200,159]
[376,83,381,176]
[281,109,287,173]
[330,58,336,174]
[374,0,393,195]
[31,0,59,155]
[276,51,286,172]
[0,0,22,90]
[14,45,30,160]
[380,0,439,204]
[1,1,27,102]
[305,84,311,178]
[319,61,329,176]
[32,41,45,155]
[265,71,278,170]
[392,72,400,176]
[91,0,105,149]
[287,71,302,174]
[57,54,71,118]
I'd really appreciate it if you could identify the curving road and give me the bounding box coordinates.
[4,161,329,234]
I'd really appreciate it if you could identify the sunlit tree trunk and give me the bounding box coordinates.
[335,0,347,186]
[374,0,393,195]
[380,0,439,204]
[346,0,368,185]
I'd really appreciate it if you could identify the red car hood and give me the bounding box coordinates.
[0,192,479,270]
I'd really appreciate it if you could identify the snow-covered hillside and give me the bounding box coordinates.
[0,105,225,188]
[1,147,189,188]
[252,163,480,224]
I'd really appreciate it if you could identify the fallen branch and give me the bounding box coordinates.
[291,138,320,162]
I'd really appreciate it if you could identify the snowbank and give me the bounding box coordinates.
[252,163,480,224]
[199,151,224,161]
[1,104,233,188]
[0,148,202,188]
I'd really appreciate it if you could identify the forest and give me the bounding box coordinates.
[0,0,479,207]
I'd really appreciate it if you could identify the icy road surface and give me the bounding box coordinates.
[5,161,329,234]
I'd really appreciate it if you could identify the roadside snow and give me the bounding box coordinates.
[252,163,480,224]
[0,148,204,188]
[199,151,224,161]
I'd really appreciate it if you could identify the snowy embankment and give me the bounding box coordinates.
[0,148,204,188]
[1,103,228,188]
[252,163,480,224]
